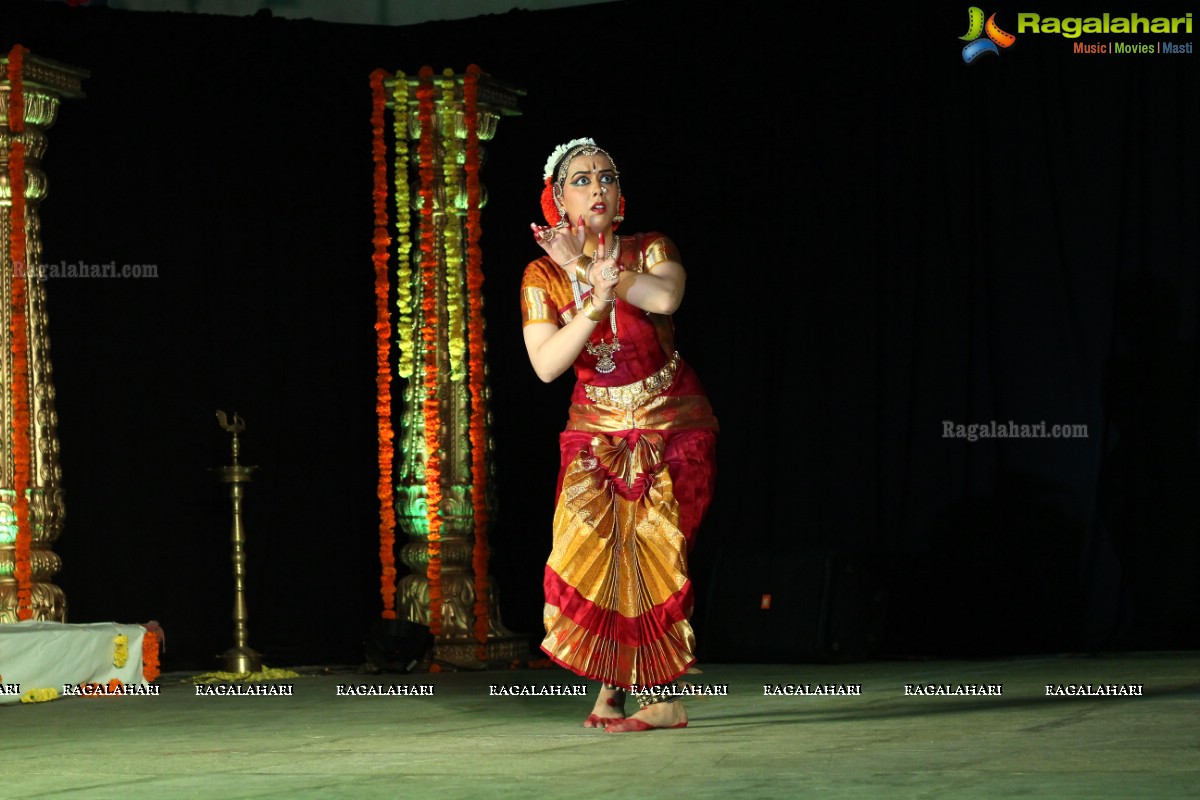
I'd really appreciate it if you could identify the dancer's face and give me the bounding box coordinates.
[559,151,619,234]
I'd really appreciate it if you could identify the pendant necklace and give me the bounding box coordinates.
[571,235,621,374]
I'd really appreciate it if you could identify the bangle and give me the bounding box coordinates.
[560,253,583,269]
[573,255,594,285]
[582,295,611,322]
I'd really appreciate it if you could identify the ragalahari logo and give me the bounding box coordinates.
[960,7,1017,63]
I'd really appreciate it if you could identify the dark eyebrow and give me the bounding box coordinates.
[570,167,616,180]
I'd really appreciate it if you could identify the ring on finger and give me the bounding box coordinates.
[600,265,620,280]
[538,228,556,243]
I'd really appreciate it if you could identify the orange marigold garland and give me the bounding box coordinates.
[370,69,398,620]
[7,44,33,621]
[416,67,444,636]
[142,630,161,683]
[463,65,491,656]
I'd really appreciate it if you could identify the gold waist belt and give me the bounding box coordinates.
[584,351,681,411]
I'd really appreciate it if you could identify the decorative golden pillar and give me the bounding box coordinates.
[381,68,527,666]
[0,52,87,623]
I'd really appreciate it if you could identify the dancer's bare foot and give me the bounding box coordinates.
[606,701,688,733]
[582,684,626,728]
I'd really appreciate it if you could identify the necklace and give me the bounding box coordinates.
[570,235,620,374]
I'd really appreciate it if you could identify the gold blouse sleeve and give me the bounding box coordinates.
[639,233,682,273]
[521,261,559,327]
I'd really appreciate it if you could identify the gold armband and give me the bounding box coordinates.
[573,255,594,285]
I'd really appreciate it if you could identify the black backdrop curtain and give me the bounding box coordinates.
[1,0,1194,669]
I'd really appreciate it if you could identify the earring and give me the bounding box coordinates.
[552,185,568,227]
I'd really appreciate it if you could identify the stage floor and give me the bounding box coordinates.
[3,651,1198,799]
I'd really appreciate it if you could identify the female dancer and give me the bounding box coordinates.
[521,138,718,732]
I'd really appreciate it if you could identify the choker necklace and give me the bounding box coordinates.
[571,235,620,374]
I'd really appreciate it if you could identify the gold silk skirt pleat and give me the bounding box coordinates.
[541,432,696,689]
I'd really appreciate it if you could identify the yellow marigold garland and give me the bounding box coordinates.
[463,65,491,656]
[7,43,33,621]
[370,70,399,620]
[21,687,59,704]
[440,69,467,381]
[416,67,443,636]
[112,634,129,668]
[392,72,415,379]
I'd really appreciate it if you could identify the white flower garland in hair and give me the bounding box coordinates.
[543,137,595,181]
